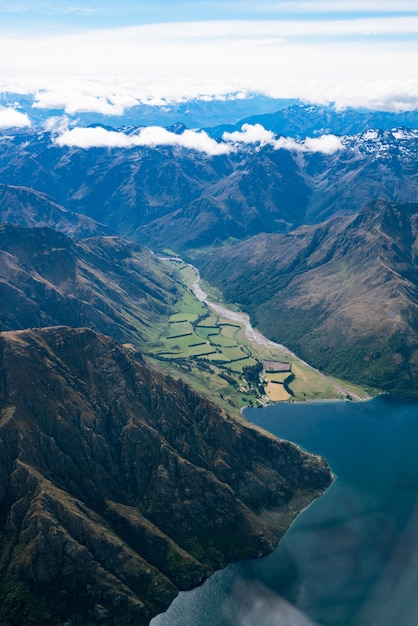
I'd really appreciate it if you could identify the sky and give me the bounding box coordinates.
[0,1,418,115]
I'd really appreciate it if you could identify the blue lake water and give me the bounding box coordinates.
[152,395,418,626]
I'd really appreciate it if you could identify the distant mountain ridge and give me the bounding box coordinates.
[0,184,112,238]
[0,92,299,129]
[3,92,418,137]
[0,125,418,252]
[205,104,418,138]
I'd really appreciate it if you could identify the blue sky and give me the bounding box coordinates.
[2,1,418,30]
[0,1,417,113]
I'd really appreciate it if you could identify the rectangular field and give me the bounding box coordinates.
[266,382,291,402]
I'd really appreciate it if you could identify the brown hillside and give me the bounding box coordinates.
[0,326,331,625]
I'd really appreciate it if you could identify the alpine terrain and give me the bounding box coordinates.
[1,95,418,624]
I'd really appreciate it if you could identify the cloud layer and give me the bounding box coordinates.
[222,124,343,154]
[55,125,231,155]
[0,15,417,113]
[54,122,343,156]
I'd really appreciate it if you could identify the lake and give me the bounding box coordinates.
[152,394,418,626]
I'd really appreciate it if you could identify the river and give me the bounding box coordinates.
[190,265,362,400]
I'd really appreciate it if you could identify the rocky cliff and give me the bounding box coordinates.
[0,326,332,625]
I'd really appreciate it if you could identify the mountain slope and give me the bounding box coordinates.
[0,136,308,249]
[0,224,182,346]
[302,129,418,223]
[0,184,112,238]
[0,127,418,252]
[0,326,332,625]
[198,200,418,397]
[137,146,309,250]
[206,104,418,139]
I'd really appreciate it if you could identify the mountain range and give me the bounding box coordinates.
[0,222,181,345]
[2,97,418,622]
[0,184,112,239]
[2,108,418,397]
[206,104,418,139]
[4,93,418,136]
[0,92,298,130]
[0,126,418,253]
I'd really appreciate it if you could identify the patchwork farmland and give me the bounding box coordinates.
[147,260,361,412]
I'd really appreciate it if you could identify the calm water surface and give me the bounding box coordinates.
[152,395,418,626]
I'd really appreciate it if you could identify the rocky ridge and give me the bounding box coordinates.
[0,184,112,239]
[0,326,332,625]
[0,125,418,252]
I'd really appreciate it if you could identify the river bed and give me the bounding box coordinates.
[189,264,363,400]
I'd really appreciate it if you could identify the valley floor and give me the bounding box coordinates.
[148,259,369,414]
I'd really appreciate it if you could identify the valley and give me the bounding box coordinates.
[197,200,418,398]
[1,96,418,624]
[148,260,367,411]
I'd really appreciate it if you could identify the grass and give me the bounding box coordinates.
[228,357,258,373]
[266,382,291,402]
[145,258,365,414]
[208,334,237,348]
[266,372,291,384]
[288,362,344,401]
[167,321,193,337]
[197,315,219,327]
[148,264,266,412]
[195,326,218,340]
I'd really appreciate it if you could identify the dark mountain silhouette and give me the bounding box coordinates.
[0,184,112,238]
[206,104,418,139]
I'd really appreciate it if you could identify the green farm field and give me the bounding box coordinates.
[147,260,367,415]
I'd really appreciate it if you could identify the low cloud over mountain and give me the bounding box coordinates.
[54,122,342,156]
[0,105,31,129]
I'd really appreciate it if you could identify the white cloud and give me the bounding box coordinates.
[33,88,139,115]
[223,123,343,153]
[0,105,31,129]
[43,115,71,133]
[54,122,342,156]
[0,18,417,77]
[56,126,135,148]
[0,15,417,113]
[54,125,231,155]
[222,123,276,144]
[297,134,343,154]
[272,134,343,154]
